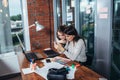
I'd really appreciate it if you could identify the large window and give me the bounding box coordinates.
[9,0,23,52]
[111,0,120,80]
[54,0,95,66]
[0,0,30,54]
[80,0,95,66]
[0,0,14,54]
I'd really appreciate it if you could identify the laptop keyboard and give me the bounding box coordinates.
[25,52,44,62]
[25,53,38,61]
[44,50,60,58]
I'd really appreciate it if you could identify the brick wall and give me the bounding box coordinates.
[27,0,54,50]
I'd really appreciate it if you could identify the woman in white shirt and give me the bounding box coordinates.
[54,25,87,64]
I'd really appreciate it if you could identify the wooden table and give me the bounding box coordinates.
[17,49,104,80]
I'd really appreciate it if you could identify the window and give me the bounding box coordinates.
[111,0,120,79]
[0,0,30,54]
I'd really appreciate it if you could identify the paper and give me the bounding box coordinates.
[22,59,76,80]
[53,56,71,65]
[22,68,34,74]
[99,14,108,19]
[67,12,73,21]
[35,66,48,80]
[35,62,64,80]
[99,7,108,13]
[99,78,108,80]
[44,48,51,50]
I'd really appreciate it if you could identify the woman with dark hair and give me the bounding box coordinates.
[55,25,66,47]
[55,25,87,64]
[54,25,67,53]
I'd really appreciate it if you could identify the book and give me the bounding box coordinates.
[52,56,71,65]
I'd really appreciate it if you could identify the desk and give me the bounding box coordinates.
[17,49,103,80]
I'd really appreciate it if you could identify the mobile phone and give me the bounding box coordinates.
[46,59,51,63]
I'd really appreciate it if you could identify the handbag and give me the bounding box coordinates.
[47,67,68,80]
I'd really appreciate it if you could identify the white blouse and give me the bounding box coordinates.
[63,39,87,62]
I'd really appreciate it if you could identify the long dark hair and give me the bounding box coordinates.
[64,25,86,46]
[56,25,66,40]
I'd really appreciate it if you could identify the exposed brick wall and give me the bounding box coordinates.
[27,0,54,50]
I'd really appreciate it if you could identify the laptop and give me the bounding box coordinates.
[43,49,60,58]
[21,47,44,62]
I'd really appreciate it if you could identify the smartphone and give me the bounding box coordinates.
[46,59,51,63]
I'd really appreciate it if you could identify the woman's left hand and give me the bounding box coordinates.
[57,43,65,52]
[54,42,65,52]
[54,42,58,49]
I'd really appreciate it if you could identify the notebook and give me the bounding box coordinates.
[43,49,60,58]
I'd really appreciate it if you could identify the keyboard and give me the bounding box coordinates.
[25,52,44,62]
[44,50,60,58]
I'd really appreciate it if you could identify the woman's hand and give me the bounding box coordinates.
[54,42,58,49]
[58,39,66,44]
[54,42,65,53]
[56,43,65,52]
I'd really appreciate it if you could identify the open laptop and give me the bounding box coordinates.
[21,47,44,62]
[16,32,44,62]
[43,49,60,58]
